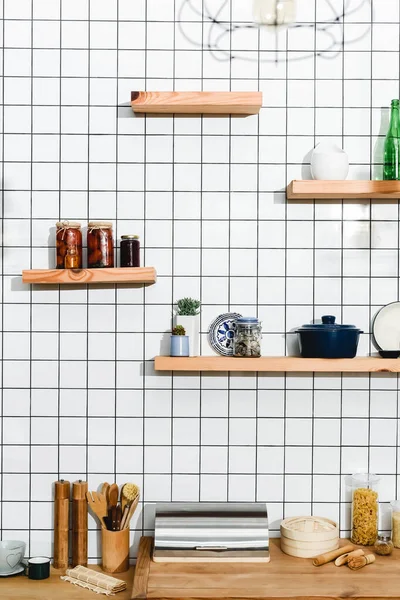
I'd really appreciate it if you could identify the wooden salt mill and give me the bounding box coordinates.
[72,480,88,567]
[54,480,70,569]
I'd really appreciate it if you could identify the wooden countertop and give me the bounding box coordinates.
[133,537,400,600]
[2,564,134,599]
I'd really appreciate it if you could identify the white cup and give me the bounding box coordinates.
[0,540,26,575]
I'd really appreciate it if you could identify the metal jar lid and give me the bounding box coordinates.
[236,317,261,325]
[121,235,140,240]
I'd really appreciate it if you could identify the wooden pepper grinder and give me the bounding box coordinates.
[72,480,88,567]
[54,480,70,569]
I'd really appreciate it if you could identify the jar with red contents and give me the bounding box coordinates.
[56,221,82,269]
[87,222,114,268]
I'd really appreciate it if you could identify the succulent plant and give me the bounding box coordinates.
[175,297,201,316]
[172,325,186,336]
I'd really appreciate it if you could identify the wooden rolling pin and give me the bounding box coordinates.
[72,480,88,567]
[313,544,354,567]
[54,480,70,569]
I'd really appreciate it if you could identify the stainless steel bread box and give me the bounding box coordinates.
[153,502,270,562]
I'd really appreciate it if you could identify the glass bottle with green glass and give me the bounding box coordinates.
[384,99,400,180]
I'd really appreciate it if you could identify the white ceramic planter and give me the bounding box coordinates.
[176,315,200,357]
[311,142,349,180]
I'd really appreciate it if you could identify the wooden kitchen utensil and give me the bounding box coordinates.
[86,491,108,528]
[348,553,375,571]
[108,506,118,531]
[121,494,139,530]
[335,548,364,566]
[313,544,354,567]
[101,482,111,508]
[115,505,122,531]
[121,483,140,512]
[109,483,119,508]
[102,528,130,574]
[72,480,88,567]
[54,480,71,570]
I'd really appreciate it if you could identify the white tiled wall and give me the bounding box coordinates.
[1,0,400,561]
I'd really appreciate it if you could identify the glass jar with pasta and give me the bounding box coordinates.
[390,500,400,548]
[350,473,380,546]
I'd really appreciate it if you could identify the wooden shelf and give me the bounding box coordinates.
[22,267,157,285]
[287,180,400,199]
[154,356,400,373]
[131,91,262,115]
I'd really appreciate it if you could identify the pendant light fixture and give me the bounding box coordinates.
[253,0,297,26]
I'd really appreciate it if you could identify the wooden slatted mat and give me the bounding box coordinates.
[132,537,400,600]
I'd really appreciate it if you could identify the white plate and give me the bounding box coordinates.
[373,302,400,350]
[0,564,24,577]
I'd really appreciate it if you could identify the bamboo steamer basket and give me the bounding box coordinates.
[280,516,339,558]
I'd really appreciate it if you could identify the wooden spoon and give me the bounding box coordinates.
[86,491,108,528]
[109,483,119,508]
[101,482,111,508]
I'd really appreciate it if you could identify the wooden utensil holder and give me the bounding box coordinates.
[102,528,129,574]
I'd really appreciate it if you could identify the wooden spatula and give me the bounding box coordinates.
[86,491,108,528]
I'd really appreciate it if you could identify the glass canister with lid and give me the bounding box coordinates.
[374,535,393,556]
[56,221,82,269]
[390,501,400,548]
[87,222,114,268]
[350,473,380,546]
[233,317,262,358]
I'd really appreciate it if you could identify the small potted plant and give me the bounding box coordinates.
[170,325,189,357]
[175,298,201,357]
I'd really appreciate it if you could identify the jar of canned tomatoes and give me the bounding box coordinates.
[87,222,114,268]
[56,221,82,269]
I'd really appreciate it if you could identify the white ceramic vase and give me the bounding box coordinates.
[176,315,200,357]
[311,142,349,180]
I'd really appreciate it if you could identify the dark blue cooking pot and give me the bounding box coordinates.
[295,315,363,359]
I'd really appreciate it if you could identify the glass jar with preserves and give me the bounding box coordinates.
[120,235,140,268]
[233,317,262,358]
[350,473,380,546]
[87,222,114,268]
[56,221,82,269]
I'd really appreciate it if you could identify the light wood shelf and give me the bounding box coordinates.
[287,180,400,199]
[154,356,400,373]
[131,91,262,115]
[22,267,157,285]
